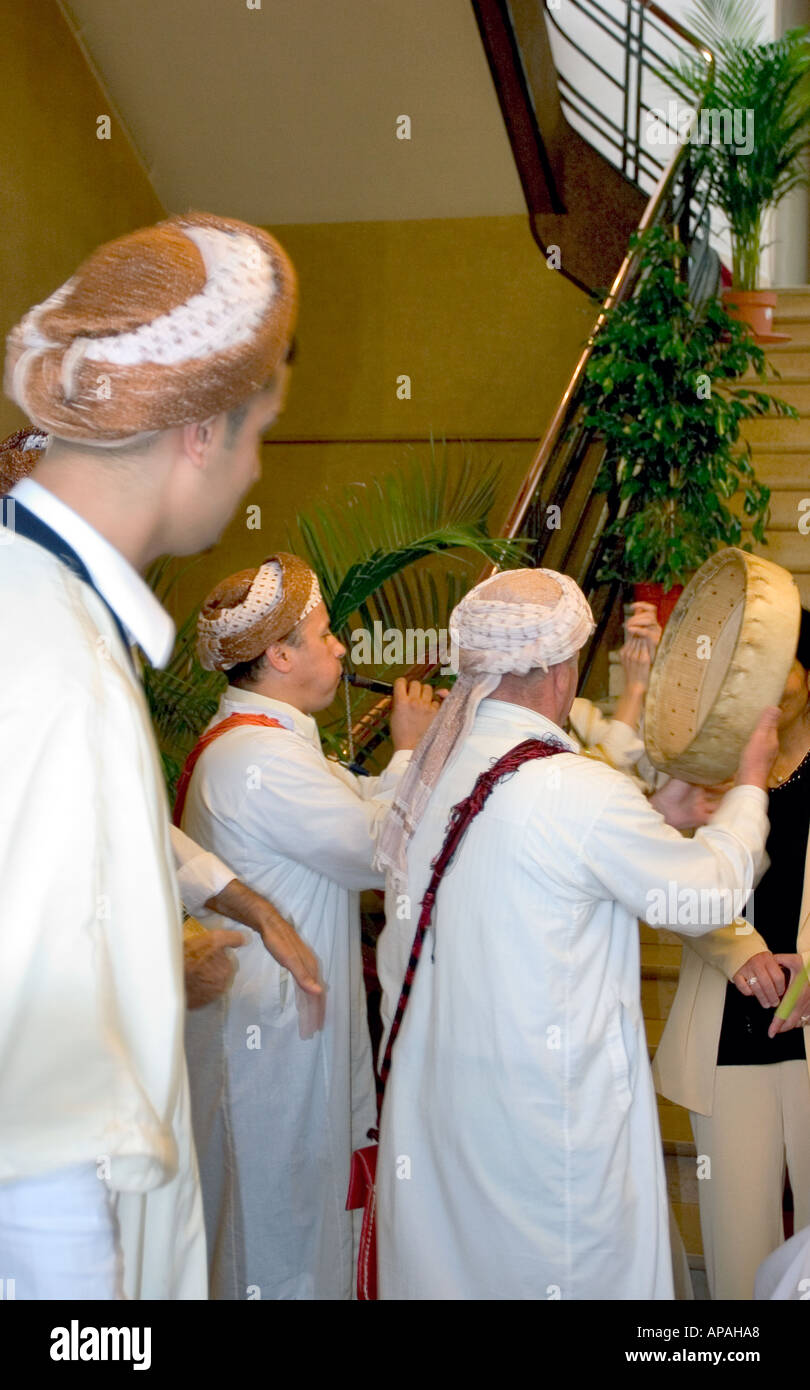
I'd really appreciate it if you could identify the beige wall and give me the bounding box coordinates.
[0,0,164,438]
[171,215,594,618]
[0,2,595,633]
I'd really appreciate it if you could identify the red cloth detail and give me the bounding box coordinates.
[172,713,284,826]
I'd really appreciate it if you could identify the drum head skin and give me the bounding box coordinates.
[644,548,801,784]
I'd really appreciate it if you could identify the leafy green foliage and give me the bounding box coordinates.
[583,226,796,588]
[664,2,810,289]
[289,441,525,643]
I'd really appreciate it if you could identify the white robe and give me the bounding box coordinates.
[181,685,410,1300]
[375,698,769,1300]
[0,525,206,1300]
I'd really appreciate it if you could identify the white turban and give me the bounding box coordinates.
[375,568,594,891]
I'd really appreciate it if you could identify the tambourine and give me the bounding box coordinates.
[644,548,800,784]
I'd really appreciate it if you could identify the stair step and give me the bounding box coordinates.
[747,532,810,571]
[644,1017,664,1051]
[639,924,681,946]
[769,318,810,345]
[641,976,678,1020]
[640,943,682,978]
[744,381,810,411]
[762,350,810,378]
[658,1096,694,1144]
[741,416,810,446]
[773,289,810,316]
[736,491,809,529]
[671,1200,703,1260]
[741,453,810,487]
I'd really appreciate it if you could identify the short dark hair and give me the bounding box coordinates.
[224,400,250,445]
[225,622,304,687]
[226,650,268,686]
[223,338,297,445]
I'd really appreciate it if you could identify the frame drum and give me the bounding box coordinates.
[644,548,800,784]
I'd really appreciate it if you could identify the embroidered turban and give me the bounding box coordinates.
[4,212,297,445]
[376,568,595,890]
[0,426,48,496]
[197,553,323,672]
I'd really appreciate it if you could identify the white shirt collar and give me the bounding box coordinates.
[9,477,175,668]
[476,697,579,752]
[221,685,321,749]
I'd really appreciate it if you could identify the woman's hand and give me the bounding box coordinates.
[732,950,788,1009]
[768,953,810,1036]
[624,601,662,662]
[614,602,663,730]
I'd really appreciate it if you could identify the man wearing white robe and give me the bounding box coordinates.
[0,213,301,1298]
[374,568,778,1300]
[181,554,441,1299]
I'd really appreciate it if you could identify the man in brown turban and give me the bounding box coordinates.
[178,553,441,1300]
[0,427,322,1007]
[0,213,298,1301]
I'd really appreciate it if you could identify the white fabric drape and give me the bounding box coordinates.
[181,687,409,1300]
[0,530,206,1299]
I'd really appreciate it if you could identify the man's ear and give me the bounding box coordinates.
[265,640,294,675]
[180,416,220,468]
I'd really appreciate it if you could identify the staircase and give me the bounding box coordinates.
[744,289,810,609]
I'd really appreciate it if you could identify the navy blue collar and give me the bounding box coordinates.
[3,497,136,669]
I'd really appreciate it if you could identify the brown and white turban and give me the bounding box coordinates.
[4,212,297,444]
[376,568,595,891]
[0,427,48,496]
[197,553,323,672]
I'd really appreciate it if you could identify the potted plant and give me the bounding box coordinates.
[664,0,810,339]
[582,224,796,620]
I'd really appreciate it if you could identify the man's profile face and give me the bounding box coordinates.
[190,365,291,553]
[285,602,346,713]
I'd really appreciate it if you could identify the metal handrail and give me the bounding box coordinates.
[348,0,714,760]
[546,0,710,189]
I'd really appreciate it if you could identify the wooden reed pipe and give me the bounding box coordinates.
[347,673,394,696]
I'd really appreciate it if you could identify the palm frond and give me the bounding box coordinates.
[290,442,526,634]
[685,0,765,51]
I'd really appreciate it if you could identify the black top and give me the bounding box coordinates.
[717,747,810,1066]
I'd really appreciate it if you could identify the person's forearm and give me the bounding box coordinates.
[613,681,646,733]
[204,877,280,935]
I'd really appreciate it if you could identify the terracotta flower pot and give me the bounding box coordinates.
[721,288,790,344]
[633,581,684,629]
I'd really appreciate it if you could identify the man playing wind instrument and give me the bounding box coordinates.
[180,555,441,1299]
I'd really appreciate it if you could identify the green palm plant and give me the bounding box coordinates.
[143,444,525,792]
[289,442,526,760]
[663,0,810,290]
[142,557,226,802]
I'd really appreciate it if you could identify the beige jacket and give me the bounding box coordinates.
[653,842,810,1115]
